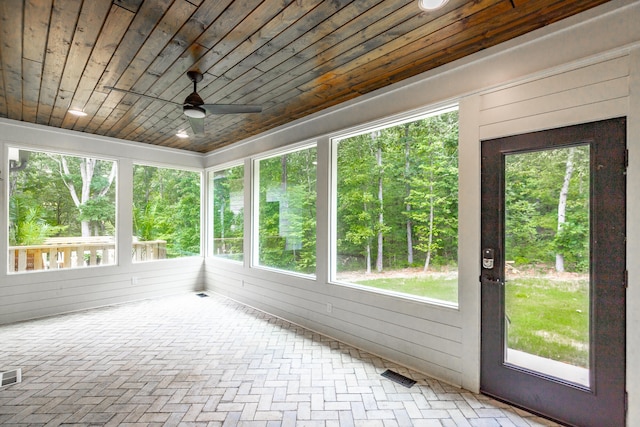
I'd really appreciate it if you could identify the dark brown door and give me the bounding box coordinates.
[480,118,626,427]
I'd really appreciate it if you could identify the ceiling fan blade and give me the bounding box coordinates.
[202,104,262,114]
[104,86,181,106]
[187,115,205,135]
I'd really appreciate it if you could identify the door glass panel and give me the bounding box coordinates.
[504,145,590,386]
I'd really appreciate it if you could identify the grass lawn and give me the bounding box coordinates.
[352,275,458,303]
[506,276,589,368]
[350,271,589,368]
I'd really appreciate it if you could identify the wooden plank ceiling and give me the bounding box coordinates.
[0,0,611,153]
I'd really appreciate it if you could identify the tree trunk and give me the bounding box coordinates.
[58,156,117,237]
[556,147,576,272]
[375,135,384,273]
[423,181,435,272]
[404,123,413,265]
[366,242,371,274]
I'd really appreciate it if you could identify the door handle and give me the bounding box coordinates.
[480,276,504,286]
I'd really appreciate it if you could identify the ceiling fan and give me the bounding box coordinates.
[104,70,262,135]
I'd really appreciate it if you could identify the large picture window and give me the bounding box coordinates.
[8,148,117,273]
[132,164,201,261]
[210,164,244,261]
[256,146,317,275]
[333,108,459,304]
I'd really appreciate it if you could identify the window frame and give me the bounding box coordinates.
[328,105,460,307]
[251,141,318,278]
[131,161,203,262]
[7,145,120,274]
[207,161,246,263]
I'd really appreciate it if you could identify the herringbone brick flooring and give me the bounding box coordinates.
[0,293,560,426]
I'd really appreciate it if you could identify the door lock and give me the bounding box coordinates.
[482,248,495,269]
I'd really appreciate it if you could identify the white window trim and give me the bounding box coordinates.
[328,105,460,308]
[250,142,318,278]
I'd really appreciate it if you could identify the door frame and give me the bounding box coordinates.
[479,118,627,427]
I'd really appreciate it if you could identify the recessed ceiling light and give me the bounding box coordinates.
[418,0,449,11]
[68,109,87,117]
[176,131,189,139]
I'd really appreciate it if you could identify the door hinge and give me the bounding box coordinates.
[625,390,628,413]
[624,149,629,169]
[624,270,628,289]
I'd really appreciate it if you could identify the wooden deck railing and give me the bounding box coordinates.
[9,237,166,272]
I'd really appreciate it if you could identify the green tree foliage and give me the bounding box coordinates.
[258,147,317,274]
[9,150,115,244]
[336,110,459,274]
[211,165,245,260]
[505,146,589,272]
[133,165,201,258]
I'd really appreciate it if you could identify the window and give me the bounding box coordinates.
[332,108,459,304]
[8,148,117,273]
[210,164,244,261]
[256,146,317,275]
[132,164,200,261]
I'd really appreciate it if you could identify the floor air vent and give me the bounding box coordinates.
[1,368,22,387]
[381,369,416,388]
[196,293,209,298]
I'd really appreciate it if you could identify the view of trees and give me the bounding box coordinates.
[132,165,201,258]
[211,165,245,261]
[335,110,459,286]
[257,147,317,274]
[505,145,590,272]
[9,149,116,246]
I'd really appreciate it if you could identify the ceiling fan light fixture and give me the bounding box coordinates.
[68,109,87,117]
[176,131,189,138]
[418,0,449,11]
[183,105,206,119]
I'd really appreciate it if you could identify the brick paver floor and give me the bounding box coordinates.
[0,292,560,426]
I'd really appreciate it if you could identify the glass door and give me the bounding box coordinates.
[480,118,626,427]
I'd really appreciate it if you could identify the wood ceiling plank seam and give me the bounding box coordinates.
[67,5,135,135]
[119,100,182,140]
[112,0,145,14]
[120,0,293,128]
[50,0,113,128]
[220,0,352,82]
[331,0,611,101]
[210,0,325,82]
[116,0,303,141]
[35,0,83,125]
[0,65,7,118]
[22,58,44,123]
[122,99,187,142]
[111,0,197,95]
[0,0,24,120]
[98,1,197,136]
[254,0,407,74]
[22,0,53,122]
[141,0,263,100]
[23,0,53,64]
[195,0,261,50]
[225,0,418,106]
[186,0,298,96]
[232,0,512,117]
[351,0,613,93]
[298,0,509,94]
[97,0,174,91]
